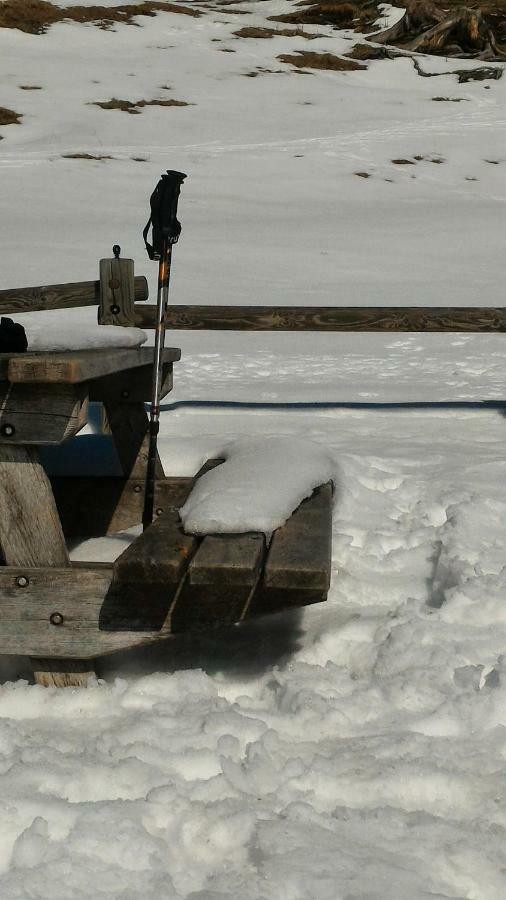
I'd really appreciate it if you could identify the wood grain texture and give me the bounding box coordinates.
[6,347,180,385]
[0,383,88,445]
[104,400,164,479]
[89,361,173,405]
[134,304,506,333]
[52,475,194,536]
[99,460,224,631]
[98,257,135,326]
[171,533,265,632]
[102,508,199,631]
[0,566,171,657]
[0,445,70,567]
[30,658,97,688]
[248,483,333,617]
[0,276,148,316]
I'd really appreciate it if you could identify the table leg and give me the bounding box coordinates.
[0,445,96,687]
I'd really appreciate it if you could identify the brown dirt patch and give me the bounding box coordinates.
[345,43,401,61]
[277,50,367,71]
[233,25,320,39]
[0,1,200,36]
[62,152,114,159]
[93,97,192,113]
[0,107,22,125]
[269,2,381,31]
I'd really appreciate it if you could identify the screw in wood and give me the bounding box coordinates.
[110,304,120,315]
[155,508,164,516]
[133,484,142,493]
[1,423,15,437]
[16,575,29,588]
[49,612,64,626]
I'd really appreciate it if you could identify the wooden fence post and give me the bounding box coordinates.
[99,254,135,326]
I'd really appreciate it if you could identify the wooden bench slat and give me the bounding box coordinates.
[101,460,224,630]
[5,347,180,385]
[248,483,333,617]
[171,533,265,632]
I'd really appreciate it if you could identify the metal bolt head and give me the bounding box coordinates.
[16,575,29,588]
[110,303,120,315]
[1,423,15,437]
[121,390,130,399]
[155,508,164,517]
[133,484,142,493]
[49,612,64,626]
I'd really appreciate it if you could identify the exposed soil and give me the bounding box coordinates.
[269,2,381,32]
[233,25,320,38]
[92,97,192,113]
[0,1,200,36]
[62,152,114,159]
[277,50,367,71]
[0,107,22,125]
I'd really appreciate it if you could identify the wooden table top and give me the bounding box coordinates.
[0,347,181,385]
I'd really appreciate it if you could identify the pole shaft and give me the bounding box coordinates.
[142,238,172,530]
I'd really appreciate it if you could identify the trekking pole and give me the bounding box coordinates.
[142,169,187,530]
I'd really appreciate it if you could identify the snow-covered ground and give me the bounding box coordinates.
[1,2,506,897]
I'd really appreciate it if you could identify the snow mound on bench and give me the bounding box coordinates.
[180,436,336,536]
[23,318,147,351]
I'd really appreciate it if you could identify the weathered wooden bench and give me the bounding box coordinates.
[0,261,334,686]
[8,247,501,687]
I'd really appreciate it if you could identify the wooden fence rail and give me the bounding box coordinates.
[133,304,506,333]
[0,277,148,317]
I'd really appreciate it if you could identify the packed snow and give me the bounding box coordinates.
[1,1,506,898]
[180,436,335,535]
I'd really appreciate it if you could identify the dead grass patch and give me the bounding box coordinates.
[233,25,319,39]
[277,50,367,71]
[242,67,285,76]
[0,107,22,125]
[0,1,200,36]
[269,2,380,31]
[345,43,401,61]
[62,152,114,159]
[93,97,191,113]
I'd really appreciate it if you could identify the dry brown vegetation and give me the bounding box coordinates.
[92,97,191,113]
[277,50,367,70]
[233,25,320,39]
[345,43,401,61]
[0,107,21,125]
[372,0,506,59]
[269,1,381,31]
[62,152,114,159]
[0,1,200,35]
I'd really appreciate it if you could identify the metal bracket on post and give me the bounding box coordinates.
[98,245,135,326]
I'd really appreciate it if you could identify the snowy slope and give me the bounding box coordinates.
[1,2,506,898]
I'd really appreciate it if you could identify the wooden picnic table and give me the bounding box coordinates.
[0,346,332,688]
